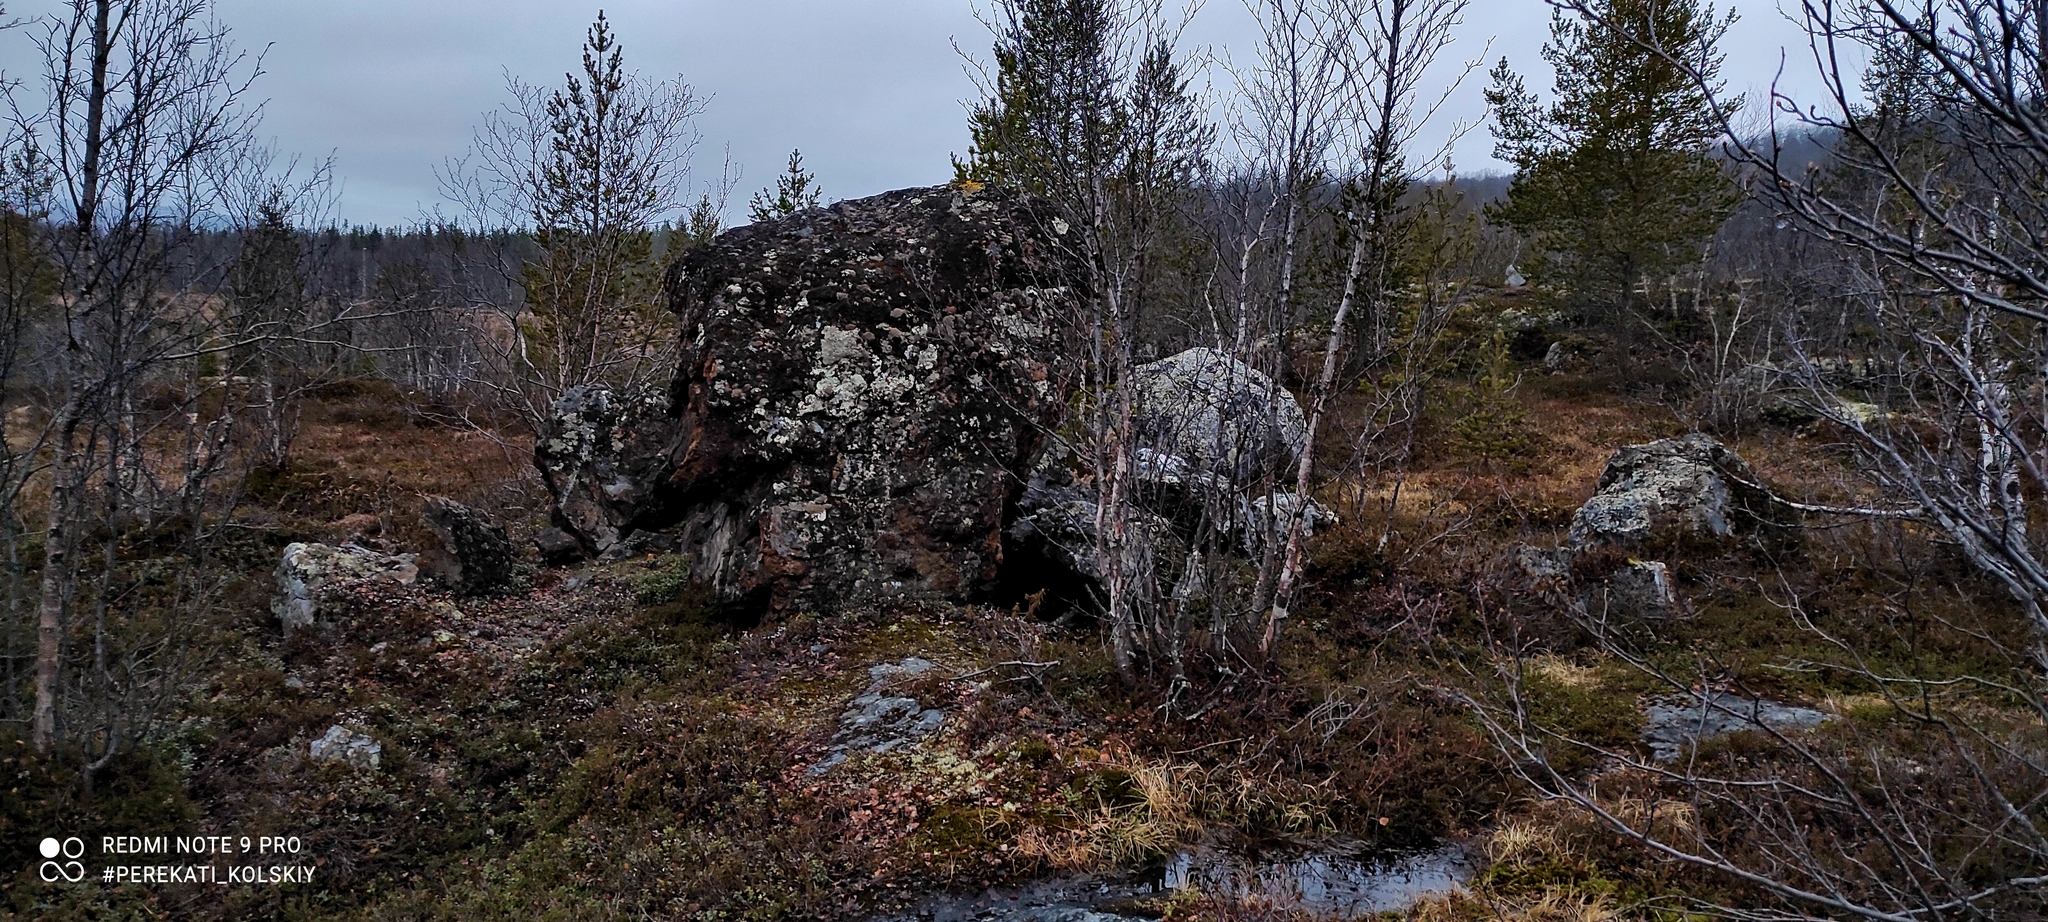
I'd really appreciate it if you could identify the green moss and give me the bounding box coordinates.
[1009,735,1056,767]
[1478,853,1618,900]
[1520,665,1646,772]
[632,554,693,605]
[914,804,1008,857]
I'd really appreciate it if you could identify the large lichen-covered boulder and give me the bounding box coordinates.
[536,185,1081,616]
[1131,347,1307,484]
[1567,434,1785,549]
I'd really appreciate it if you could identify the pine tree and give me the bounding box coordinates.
[953,0,1129,195]
[1859,5,1950,141]
[748,149,822,222]
[1485,0,1740,323]
[683,193,723,247]
[955,0,1211,678]
[518,12,675,397]
[230,199,311,466]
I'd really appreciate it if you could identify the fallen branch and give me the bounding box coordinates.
[947,660,1062,682]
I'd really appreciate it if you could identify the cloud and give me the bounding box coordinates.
[3,0,1821,227]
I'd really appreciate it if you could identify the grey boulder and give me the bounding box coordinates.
[422,495,522,596]
[309,725,382,770]
[273,542,418,636]
[1131,347,1307,484]
[1568,433,1786,549]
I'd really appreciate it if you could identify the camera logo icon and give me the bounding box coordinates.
[39,837,85,883]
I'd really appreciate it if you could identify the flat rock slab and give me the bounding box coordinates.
[1643,692,1830,762]
[814,657,947,773]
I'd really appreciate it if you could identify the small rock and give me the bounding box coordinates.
[534,527,586,565]
[1642,692,1830,762]
[309,725,382,771]
[1599,559,1683,619]
[1240,492,1335,550]
[272,542,418,637]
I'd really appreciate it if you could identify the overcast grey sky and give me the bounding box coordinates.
[3,1,1825,228]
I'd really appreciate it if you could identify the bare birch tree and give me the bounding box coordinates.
[1260,0,1473,650]
[961,0,1211,680]
[4,0,303,767]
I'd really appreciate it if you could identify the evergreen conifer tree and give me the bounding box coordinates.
[748,149,822,222]
[1485,0,1740,325]
[954,0,1129,194]
[516,12,682,399]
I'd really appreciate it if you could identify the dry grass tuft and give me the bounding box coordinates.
[1013,750,1204,868]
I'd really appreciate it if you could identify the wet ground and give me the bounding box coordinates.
[874,840,1476,921]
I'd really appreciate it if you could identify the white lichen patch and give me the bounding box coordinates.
[819,326,869,367]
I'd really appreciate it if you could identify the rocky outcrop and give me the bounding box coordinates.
[535,185,1082,616]
[535,385,679,558]
[273,542,418,636]
[1568,433,1786,549]
[421,496,522,596]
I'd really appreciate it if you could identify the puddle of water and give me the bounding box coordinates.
[876,841,1474,921]
[1158,843,1476,916]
